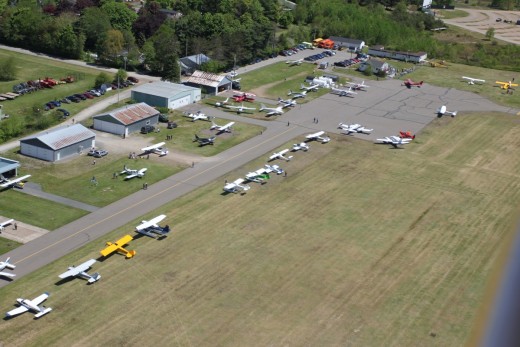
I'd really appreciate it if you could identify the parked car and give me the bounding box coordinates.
[88,149,108,158]
[74,93,87,100]
[83,92,94,99]
[45,102,55,110]
[167,121,177,129]
[60,98,71,104]
[89,89,101,97]
[57,108,70,117]
[141,125,155,134]
[127,76,139,83]
[158,114,169,123]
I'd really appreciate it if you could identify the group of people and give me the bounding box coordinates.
[128,152,138,159]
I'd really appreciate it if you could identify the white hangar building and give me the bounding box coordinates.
[20,124,95,162]
[93,102,160,137]
[131,81,201,110]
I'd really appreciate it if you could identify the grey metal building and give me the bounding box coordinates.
[20,124,95,162]
[0,157,21,179]
[93,102,159,137]
[131,82,201,110]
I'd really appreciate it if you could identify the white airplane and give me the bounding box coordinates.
[141,142,168,156]
[331,86,357,97]
[347,81,370,90]
[286,58,303,66]
[300,83,319,92]
[375,136,413,148]
[215,97,229,107]
[338,123,373,135]
[135,214,170,238]
[306,131,331,143]
[210,120,235,134]
[121,166,147,180]
[184,111,213,121]
[462,76,485,85]
[436,105,458,117]
[268,149,293,162]
[0,218,14,231]
[259,104,284,116]
[277,97,297,108]
[58,259,100,284]
[0,174,31,189]
[0,257,16,279]
[264,164,284,175]
[245,168,270,183]
[291,142,309,152]
[287,89,307,99]
[223,178,251,194]
[6,292,52,318]
[225,103,256,114]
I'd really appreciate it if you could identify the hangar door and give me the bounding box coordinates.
[169,95,191,109]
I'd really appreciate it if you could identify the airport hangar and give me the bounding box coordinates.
[20,124,96,162]
[93,102,160,137]
[131,81,201,110]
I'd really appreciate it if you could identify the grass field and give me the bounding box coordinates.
[0,238,21,255]
[0,111,519,346]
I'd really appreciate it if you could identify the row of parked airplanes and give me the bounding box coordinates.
[0,214,170,319]
[223,131,331,194]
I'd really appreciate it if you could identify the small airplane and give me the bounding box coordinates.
[58,259,101,284]
[264,164,284,175]
[194,134,216,146]
[402,79,423,88]
[141,142,168,156]
[277,97,297,108]
[210,120,235,134]
[0,257,16,279]
[215,97,230,107]
[100,235,136,258]
[268,149,293,162]
[0,218,14,231]
[135,214,170,238]
[259,104,284,116]
[375,136,412,148]
[286,58,303,66]
[306,131,331,143]
[225,103,256,114]
[330,86,357,97]
[184,111,213,122]
[347,81,370,90]
[338,123,373,135]
[495,80,518,90]
[6,292,52,318]
[291,142,310,152]
[0,174,31,189]
[245,168,270,183]
[436,105,458,117]
[121,166,147,180]
[233,92,255,102]
[462,76,485,85]
[300,83,319,92]
[287,89,307,99]
[223,178,251,194]
[399,131,416,139]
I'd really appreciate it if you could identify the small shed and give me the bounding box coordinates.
[328,36,365,52]
[20,124,95,162]
[184,70,232,95]
[0,157,21,179]
[180,54,211,75]
[93,102,159,137]
[131,82,201,110]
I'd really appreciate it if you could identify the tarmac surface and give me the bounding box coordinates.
[0,45,517,288]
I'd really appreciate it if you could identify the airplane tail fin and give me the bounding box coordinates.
[419,81,423,85]
[260,103,266,111]
[412,135,416,140]
[125,250,136,258]
[193,134,199,142]
[451,111,458,117]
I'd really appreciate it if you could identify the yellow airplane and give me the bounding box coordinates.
[100,235,136,258]
[495,80,518,90]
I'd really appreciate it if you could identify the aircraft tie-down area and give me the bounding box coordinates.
[375,136,413,148]
[330,86,357,97]
[347,80,370,91]
[121,165,147,180]
[0,174,31,189]
[0,257,16,279]
[58,259,101,284]
[5,292,52,319]
[245,168,270,184]
[305,131,331,143]
[100,235,136,258]
[193,134,216,146]
[338,123,373,135]
[291,142,309,152]
[268,148,293,162]
[210,120,235,134]
[259,104,284,116]
[141,142,168,156]
[183,110,213,121]
[462,76,485,85]
[223,178,251,194]
[135,214,170,238]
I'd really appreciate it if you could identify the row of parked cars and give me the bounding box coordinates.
[304,50,336,62]
[334,58,361,68]
[280,43,310,57]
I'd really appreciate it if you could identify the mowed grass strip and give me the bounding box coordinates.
[0,112,519,346]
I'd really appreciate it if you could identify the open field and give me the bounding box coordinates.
[1,112,519,346]
[0,238,21,255]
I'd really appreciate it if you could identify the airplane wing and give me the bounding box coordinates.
[100,243,119,257]
[125,173,137,180]
[136,215,166,231]
[6,305,28,317]
[141,142,166,152]
[0,271,15,278]
[138,168,147,175]
[0,219,14,228]
[32,292,50,306]
[59,259,96,279]
[0,175,31,188]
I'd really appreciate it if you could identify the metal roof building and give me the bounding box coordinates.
[184,70,232,95]
[0,157,21,179]
[20,124,96,162]
[180,54,211,75]
[131,82,201,110]
[93,102,159,137]
[328,36,365,52]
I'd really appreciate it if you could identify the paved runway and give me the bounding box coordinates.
[0,67,516,288]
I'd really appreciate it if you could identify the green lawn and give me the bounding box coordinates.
[0,112,518,346]
[0,238,21,255]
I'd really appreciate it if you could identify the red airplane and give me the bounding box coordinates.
[402,79,423,88]
[233,92,255,102]
[399,131,415,139]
